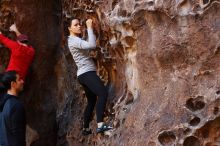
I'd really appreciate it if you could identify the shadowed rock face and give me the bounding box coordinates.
[1,0,220,146]
[0,0,62,145]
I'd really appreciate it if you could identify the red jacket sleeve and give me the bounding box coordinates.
[0,34,19,51]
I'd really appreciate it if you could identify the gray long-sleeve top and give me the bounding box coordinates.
[68,28,97,76]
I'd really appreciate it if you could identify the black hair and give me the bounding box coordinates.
[19,40,30,46]
[7,32,17,41]
[0,71,17,92]
[63,17,79,37]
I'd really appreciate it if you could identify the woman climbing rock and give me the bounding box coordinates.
[66,17,112,135]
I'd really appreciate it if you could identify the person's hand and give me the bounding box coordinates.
[9,24,18,32]
[86,19,93,29]
[9,24,21,36]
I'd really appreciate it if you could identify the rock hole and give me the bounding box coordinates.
[185,96,205,112]
[118,10,128,17]
[123,36,135,47]
[216,90,220,95]
[189,117,200,126]
[147,1,154,6]
[198,117,220,139]
[125,91,134,105]
[213,107,219,115]
[113,119,120,128]
[123,107,128,112]
[158,131,176,146]
[183,128,191,135]
[112,0,118,9]
[122,118,126,124]
[183,136,201,146]
[193,4,202,11]
[203,0,210,5]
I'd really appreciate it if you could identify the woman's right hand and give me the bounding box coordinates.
[86,19,93,29]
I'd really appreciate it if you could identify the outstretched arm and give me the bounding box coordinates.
[0,24,21,51]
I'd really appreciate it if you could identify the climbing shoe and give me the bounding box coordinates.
[82,128,92,136]
[96,124,113,133]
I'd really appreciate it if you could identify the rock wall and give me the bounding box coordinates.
[0,0,220,146]
[62,0,220,146]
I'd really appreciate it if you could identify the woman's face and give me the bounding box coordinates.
[68,19,81,35]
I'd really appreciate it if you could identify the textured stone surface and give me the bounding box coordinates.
[0,0,220,146]
[62,0,220,146]
[0,0,62,145]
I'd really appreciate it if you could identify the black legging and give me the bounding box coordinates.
[78,71,108,128]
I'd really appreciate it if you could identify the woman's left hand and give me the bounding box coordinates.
[86,19,93,29]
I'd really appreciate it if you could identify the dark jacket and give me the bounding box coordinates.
[0,94,26,146]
